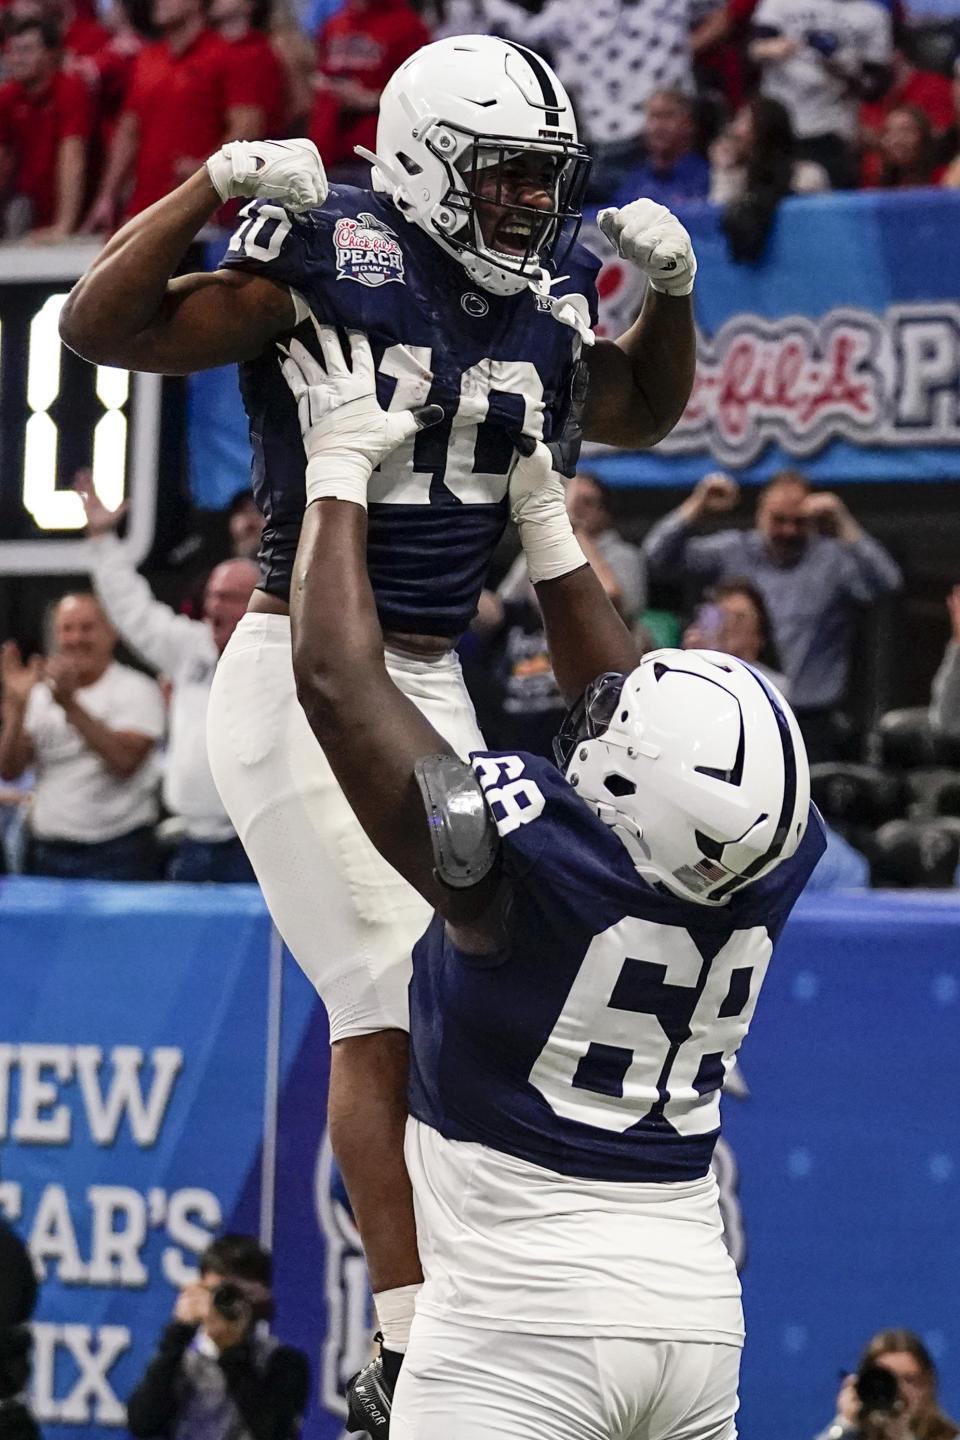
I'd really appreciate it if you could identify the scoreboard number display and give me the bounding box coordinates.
[0,248,162,575]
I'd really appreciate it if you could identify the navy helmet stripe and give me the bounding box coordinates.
[503,40,561,127]
[706,673,799,902]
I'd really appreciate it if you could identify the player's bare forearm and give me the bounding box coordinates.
[59,171,295,371]
[583,290,696,448]
[291,500,491,921]
[535,565,638,704]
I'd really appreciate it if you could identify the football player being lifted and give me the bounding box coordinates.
[60,33,699,1417]
[282,324,826,1438]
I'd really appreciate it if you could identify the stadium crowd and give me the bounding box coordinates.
[1,0,959,889]
[1,0,960,242]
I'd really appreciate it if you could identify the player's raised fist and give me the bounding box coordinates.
[206,138,328,212]
[596,198,696,297]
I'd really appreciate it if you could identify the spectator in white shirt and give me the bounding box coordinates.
[443,0,694,201]
[76,477,259,883]
[749,0,893,188]
[0,595,165,879]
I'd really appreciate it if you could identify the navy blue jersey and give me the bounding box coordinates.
[221,188,600,636]
[408,751,826,1184]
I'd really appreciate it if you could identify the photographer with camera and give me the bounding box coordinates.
[816,1329,958,1440]
[126,1235,309,1440]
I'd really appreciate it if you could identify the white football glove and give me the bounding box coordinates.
[509,441,585,585]
[279,320,441,507]
[596,198,696,297]
[206,138,328,211]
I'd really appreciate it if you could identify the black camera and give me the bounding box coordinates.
[856,1364,901,1420]
[210,1283,252,1326]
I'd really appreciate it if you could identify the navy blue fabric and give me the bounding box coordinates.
[221,186,600,636]
[408,751,826,1182]
[166,836,256,884]
[24,826,160,881]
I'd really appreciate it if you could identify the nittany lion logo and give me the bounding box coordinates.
[334,213,405,289]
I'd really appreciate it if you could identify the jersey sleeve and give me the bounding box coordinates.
[471,750,639,929]
[737,803,828,941]
[220,200,324,309]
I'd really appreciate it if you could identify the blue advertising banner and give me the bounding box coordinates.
[0,880,337,1439]
[584,189,960,488]
[2,879,959,1440]
[187,191,960,503]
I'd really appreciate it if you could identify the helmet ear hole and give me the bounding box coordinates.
[694,829,726,862]
[604,774,636,798]
[396,151,423,176]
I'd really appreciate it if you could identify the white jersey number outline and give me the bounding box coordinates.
[225,206,547,507]
[529,917,772,1136]
[370,347,544,507]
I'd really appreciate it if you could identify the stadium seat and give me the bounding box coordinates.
[809,762,907,827]
[905,768,960,820]
[869,818,960,888]
[870,708,939,770]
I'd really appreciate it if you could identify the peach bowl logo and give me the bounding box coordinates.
[334,212,404,288]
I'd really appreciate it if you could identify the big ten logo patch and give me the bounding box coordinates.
[334,212,405,289]
[314,1131,372,1428]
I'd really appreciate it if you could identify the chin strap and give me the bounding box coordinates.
[528,271,595,345]
[355,144,403,195]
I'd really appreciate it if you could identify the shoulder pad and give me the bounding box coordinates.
[414,753,499,890]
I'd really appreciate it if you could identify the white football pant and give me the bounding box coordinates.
[392,1315,740,1440]
[207,611,484,1039]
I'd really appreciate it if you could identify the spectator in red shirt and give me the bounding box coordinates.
[57,0,110,61]
[862,103,944,187]
[0,17,91,240]
[83,0,270,228]
[308,0,429,174]
[208,0,287,135]
[90,0,146,153]
[691,0,761,114]
[860,50,954,152]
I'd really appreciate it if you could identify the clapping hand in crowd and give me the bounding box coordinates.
[42,654,83,710]
[0,641,43,712]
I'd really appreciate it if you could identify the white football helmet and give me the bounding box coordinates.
[359,34,591,297]
[555,650,811,905]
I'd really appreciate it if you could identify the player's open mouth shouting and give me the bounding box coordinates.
[468,151,559,261]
